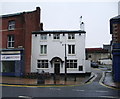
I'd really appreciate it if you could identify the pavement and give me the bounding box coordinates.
[102,71,120,89]
[0,74,90,86]
[0,71,120,89]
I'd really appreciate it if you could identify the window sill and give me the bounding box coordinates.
[40,40,47,42]
[67,39,75,42]
[8,29,15,31]
[7,47,14,49]
[39,54,47,56]
[52,39,60,42]
[37,68,49,69]
[68,54,76,56]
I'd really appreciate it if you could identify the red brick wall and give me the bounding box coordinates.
[1,15,25,48]
[118,24,120,43]
[23,7,41,74]
[1,7,41,74]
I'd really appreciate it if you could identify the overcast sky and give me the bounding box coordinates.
[0,0,119,48]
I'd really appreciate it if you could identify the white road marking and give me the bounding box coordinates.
[18,95,32,99]
[72,89,85,92]
[96,90,109,93]
[49,88,61,90]
[99,96,118,98]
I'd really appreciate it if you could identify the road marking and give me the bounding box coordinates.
[18,95,32,99]
[0,83,85,88]
[99,96,119,98]
[96,90,108,93]
[72,89,85,92]
[49,88,61,90]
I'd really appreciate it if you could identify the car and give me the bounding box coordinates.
[91,62,99,68]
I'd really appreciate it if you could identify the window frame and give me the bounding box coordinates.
[40,45,47,55]
[7,35,15,48]
[40,34,47,41]
[53,33,60,40]
[68,45,75,55]
[37,60,48,68]
[67,60,77,68]
[8,20,15,30]
[68,33,75,40]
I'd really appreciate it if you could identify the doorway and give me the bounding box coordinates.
[54,62,60,75]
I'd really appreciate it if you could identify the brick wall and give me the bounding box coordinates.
[1,7,41,74]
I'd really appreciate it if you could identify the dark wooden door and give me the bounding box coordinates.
[54,63,60,75]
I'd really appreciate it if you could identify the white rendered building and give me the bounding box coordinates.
[31,30,91,74]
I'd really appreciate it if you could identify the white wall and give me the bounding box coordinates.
[31,32,90,74]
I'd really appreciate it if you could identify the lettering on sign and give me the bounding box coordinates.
[1,55,21,61]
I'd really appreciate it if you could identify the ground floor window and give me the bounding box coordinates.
[2,61,15,72]
[67,60,77,68]
[37,60,48,68]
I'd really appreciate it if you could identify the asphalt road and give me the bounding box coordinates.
[1,68,120,99]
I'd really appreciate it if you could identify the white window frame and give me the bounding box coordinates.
[68,45,75,55]
[40,45,47,55]
[53,34,60,40]
[37,60,48,68]
[68,33,75,40]
[7,35,14,48]
[40,34,47,41]
[8,20,15,30]
[67,60,77,68]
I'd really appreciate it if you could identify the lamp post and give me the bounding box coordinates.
[64,43,67,81]
[60,35,67,81]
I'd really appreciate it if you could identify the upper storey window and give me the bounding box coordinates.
[40,34,47,41]
[8,20,15,30]
[53,34,60,40]
[68,33,75,40]
[7,35,14,48]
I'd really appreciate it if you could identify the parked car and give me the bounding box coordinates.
[91,62,99,68]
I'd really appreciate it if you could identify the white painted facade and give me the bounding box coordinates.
[31,30,91,74]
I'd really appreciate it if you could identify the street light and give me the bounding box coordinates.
[64,43,67,81]
[60,36,67,81]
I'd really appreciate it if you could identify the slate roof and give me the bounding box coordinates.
[32,30,86,34]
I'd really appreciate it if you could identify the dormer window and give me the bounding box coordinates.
[8,20,15,30]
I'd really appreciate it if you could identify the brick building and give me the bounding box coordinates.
[0,7,41,76]
[110,15,120,44]
[110,15,120,82]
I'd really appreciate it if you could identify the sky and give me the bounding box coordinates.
[0,0,119,48]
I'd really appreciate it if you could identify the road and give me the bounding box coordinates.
[1,68,120,99]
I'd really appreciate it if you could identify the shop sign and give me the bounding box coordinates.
[1,55,21,61]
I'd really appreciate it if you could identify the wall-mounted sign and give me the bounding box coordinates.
[1,55,21,61]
